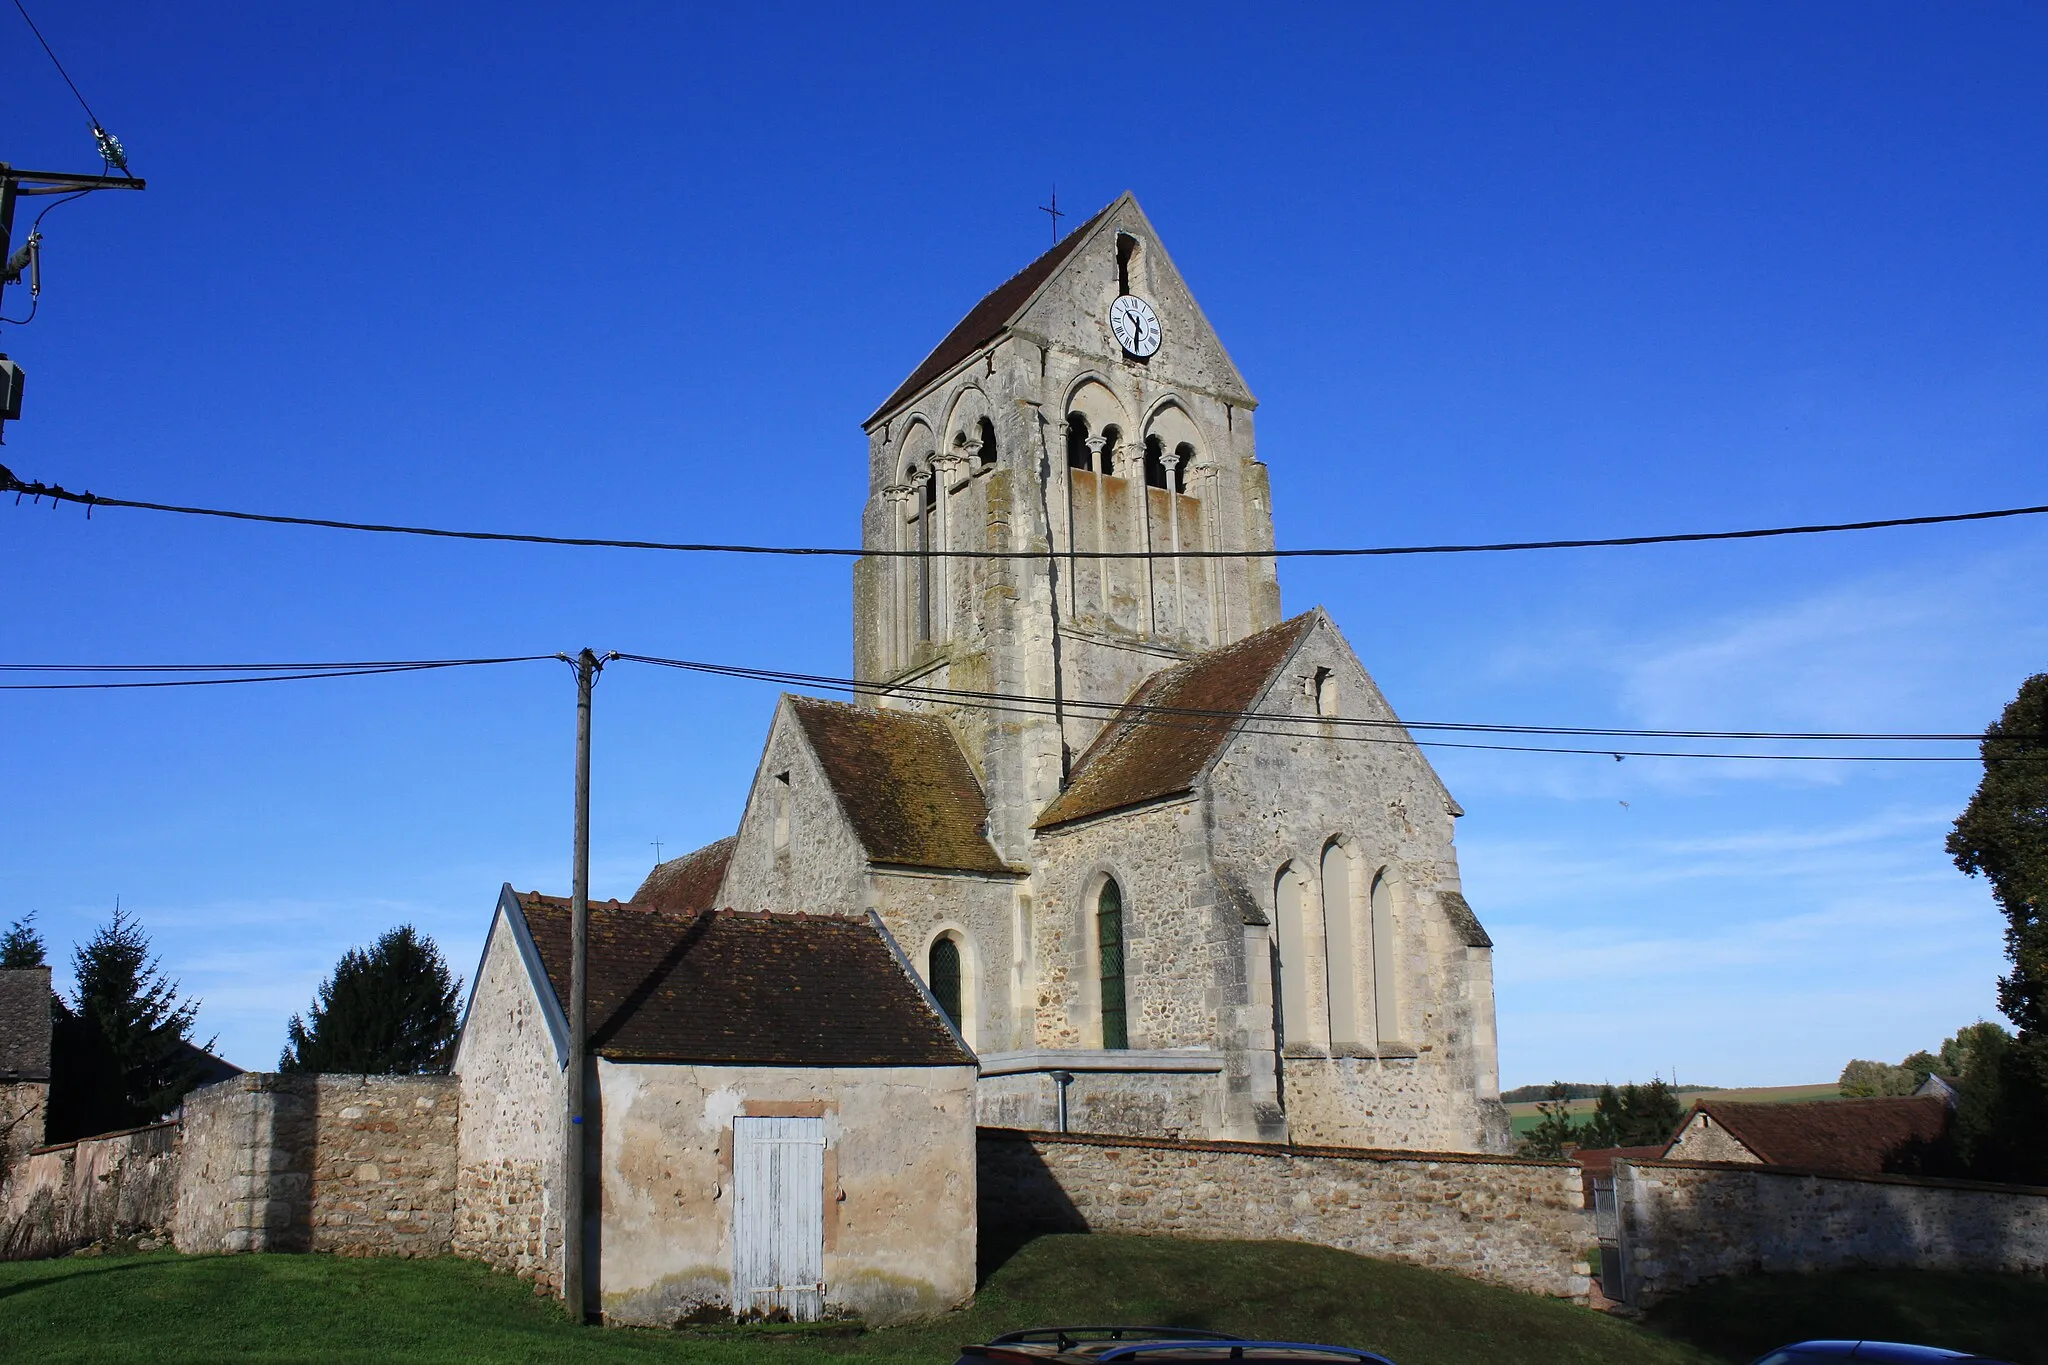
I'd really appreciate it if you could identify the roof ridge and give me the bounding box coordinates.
[865,198,1120,425]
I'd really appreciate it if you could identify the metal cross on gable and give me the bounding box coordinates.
[1038,186,1065,245]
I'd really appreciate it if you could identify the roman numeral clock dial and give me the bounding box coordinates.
[1110,294,1162,358]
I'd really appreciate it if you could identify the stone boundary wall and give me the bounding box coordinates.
[1614,1157,2048,1307]
[978,1127,1593,1300]
[175,1073,460,1256]
[0,1122,178,1260]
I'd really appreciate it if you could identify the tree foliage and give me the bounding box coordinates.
[1947,672,2048,1042]
[1516,1078,1685,1156]
[1518,1081,1581,1157]
[44,906,208,1143]
[1580,1079,1684,1149]
[0,912,46,969]
[280,925,462,1075]
[1896,673,2048,1185]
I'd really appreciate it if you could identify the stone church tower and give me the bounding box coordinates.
[643,193,1510,1153]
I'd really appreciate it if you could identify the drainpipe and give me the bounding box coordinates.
[1050,1070,1074,1134]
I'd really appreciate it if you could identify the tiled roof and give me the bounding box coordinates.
[514,894,973,1068]
[0,968,52,1080]
[1691,1096,1948,1174]
[1036,614,1318,830]
[633,835,737,914]
[790,696,1012,874]
[1571,1144,1667,1176]
[867,201,1116,425]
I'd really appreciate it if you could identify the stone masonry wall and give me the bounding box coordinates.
[1,1081,48,1179]
[0,1122,178,1260]
[174,1073,458,1256]
[980,1128,1593,1300]
[1614,1158,2048,1307]
[452,913,564,1289]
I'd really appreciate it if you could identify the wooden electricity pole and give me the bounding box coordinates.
[562,647,603,1323]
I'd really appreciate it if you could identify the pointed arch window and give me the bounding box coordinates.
[1273,864,1311,1048]
[928,935,963,1031]
[1322,841,1360,1047]
[1097,878,1128,1050]
[976,415,997,471]
[1371,869,1400,1043]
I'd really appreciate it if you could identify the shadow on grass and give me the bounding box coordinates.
[1643,1268,2048,1365]
[0,1255,165,1302]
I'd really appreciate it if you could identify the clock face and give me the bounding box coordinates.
[1110,294,1162,358]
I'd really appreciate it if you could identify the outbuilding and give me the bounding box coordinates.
[451,885,978,1326]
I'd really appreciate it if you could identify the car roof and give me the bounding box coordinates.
[1764,1342,2010,1363]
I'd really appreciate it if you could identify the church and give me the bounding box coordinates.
[634,191,1511,1154]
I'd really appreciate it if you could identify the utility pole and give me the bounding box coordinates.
[562,647,604,1323]
[0,164,147,443]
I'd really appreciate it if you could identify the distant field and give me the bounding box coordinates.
[1505,1083,1842,1138]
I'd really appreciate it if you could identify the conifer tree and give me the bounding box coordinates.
[45,906,207,1142]
[1,912,45,968]
[280,925,462,1075]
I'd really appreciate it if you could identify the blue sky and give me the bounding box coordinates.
[3,4,2043,1086]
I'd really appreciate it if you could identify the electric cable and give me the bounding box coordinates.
[8,0,131,175]
[4,466,2044,561]
[0,655,553,690]
[614,653,2002,762]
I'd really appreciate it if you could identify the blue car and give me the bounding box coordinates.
[1749,1343,2014,1364]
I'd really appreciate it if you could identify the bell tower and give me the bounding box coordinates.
[854,192,1282,858]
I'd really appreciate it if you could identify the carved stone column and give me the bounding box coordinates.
[882,483,914,668]
[932,451,970,644]
[1159,448,1183,637]
[1085,435,1110,618]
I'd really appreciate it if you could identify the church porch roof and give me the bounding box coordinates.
[788,695,1013,875]
[512,892,973,1069]
[1035,613,1318,830]
[632,834,737,914]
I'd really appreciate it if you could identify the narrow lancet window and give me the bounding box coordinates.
[1097,879,1129,1049]
[928,935,963,1030]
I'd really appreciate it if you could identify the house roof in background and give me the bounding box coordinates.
[789,696,1012,874]
[633,835,738,914]
[866,200,1116,424]
[513,894,973,1068]
[1037,614,1317,829]
[1688,1095,1948,1174]
[0,967,52,1080]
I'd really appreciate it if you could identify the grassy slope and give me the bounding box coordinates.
[4,1237,2040,1365]
[0,1236,1705,1365]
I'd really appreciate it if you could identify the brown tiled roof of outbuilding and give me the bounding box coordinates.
[867,201,1116,425]
[790,696,1012,874]
[1036,614,1317,830]
[0,968,53,1080]
[633,835,737,914]
[1689,1095,1948,1175]
[516,894,973,1068]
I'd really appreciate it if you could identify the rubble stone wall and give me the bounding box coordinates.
[0,1122,178,1260]
[173,1073,459,1256]
[979,1127,1592,1300]
[1614,1158,2048,1307]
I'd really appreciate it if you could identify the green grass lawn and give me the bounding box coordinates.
[1,1236,2040,1365]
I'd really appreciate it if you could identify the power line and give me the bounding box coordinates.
[615,653,1999,762]
[0,656,552,690]
[3,655,2004,743]
[8,0,108,132]
[5,466,2045,560]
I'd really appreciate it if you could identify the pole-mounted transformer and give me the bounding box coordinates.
[0,161,146,442]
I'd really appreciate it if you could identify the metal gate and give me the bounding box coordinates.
[731,1116,826,1320]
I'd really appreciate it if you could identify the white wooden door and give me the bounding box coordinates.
[731,1115,826,1320]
